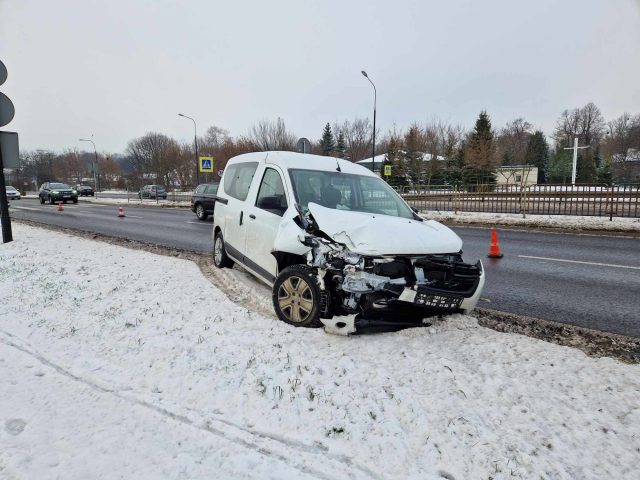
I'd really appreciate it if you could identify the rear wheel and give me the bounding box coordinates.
[272,265,323,327]
[213,231,234,268]
[195,203,208,220]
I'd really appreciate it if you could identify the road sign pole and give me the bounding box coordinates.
[0,142,13,243]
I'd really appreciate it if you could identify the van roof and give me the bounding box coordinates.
[225,151,378,177]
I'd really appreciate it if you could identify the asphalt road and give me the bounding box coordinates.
[8,198,640,337]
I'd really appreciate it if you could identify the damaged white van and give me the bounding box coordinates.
[212,151,484,334]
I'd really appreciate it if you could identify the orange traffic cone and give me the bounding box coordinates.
[488,227,503,258]
[57,201,64,212]
[118,206,125,218]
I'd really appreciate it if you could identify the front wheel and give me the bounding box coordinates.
[272,265,324,327]
[49,196,55,205]
[39,196,45,204]
[72,198,78,204]
[213,232,234,268]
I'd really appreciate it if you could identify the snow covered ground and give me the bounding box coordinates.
[422,210,640,233]
[78,197,191,207]
[1,224,639,479]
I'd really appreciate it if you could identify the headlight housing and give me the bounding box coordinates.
[52,190,59,194]
[72,190,77,194]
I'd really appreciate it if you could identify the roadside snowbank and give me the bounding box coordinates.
[422,210,640,233]
[1,224,639,479]
[78,197,191,207]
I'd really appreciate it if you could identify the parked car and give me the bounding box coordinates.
[38,182,78,204]
[212,152,484,334]
[191,182,220,220]
[5,186,20,200]
[138,185,167,200]
[76,185,95,196]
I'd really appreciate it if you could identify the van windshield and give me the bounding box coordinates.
[288,169,414,219]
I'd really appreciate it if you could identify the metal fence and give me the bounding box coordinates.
[401,184,640,219]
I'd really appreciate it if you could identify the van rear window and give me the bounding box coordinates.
[223,162,258,201]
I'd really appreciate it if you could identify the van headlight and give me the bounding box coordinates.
[342,251,361,265]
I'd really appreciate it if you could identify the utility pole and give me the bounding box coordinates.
[361,71,377,175]
[178,113,199,185]
[564,136,590,185]
[79,138,99,191]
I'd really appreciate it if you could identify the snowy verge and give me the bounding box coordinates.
[1,224,639,479]
[78,197,191,208]
[421,210,640,233]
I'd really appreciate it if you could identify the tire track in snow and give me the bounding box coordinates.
[0,329,380,480]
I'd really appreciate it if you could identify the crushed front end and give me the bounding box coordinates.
[302,234,485,335]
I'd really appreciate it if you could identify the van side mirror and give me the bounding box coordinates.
[257,195,287,214]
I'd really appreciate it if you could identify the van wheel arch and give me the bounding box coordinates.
[272,251,308,274]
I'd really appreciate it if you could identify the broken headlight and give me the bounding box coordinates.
[341,251,361,265]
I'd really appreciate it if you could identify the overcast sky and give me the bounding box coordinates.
[1,0,639,153]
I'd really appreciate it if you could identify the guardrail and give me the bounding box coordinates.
[401,184,640,219]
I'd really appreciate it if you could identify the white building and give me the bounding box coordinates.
[495,165,538,186]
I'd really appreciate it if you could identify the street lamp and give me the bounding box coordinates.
[361,70,377,175]
[178,113,199,185]
[79,137,99,191]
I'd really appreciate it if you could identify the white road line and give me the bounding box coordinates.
[186,221,211,225]
[518,255,640,270]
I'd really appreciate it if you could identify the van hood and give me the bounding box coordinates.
[307,203,463,256]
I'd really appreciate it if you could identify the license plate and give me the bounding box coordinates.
[414,293,462,309]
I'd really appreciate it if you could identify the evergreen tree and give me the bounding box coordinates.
[385,133,407,187]
[524,131,550,183]
[402,125,424,185]
[547,142,572,183]
[335,132,346,159]
[464,111,496,185]
[597,157,613,185]
[577,150,598,183]
[319,123,336,156]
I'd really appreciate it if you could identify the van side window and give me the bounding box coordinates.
[224,162,258,201]
[256,168,288,215]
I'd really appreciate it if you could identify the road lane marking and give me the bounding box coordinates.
[518,255,640,270]
[186,221,212,225]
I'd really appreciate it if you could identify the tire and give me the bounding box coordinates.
[39,196,45,204]
[49,196,55,205]
[272,265,324,327]
[213,231,234,268]
[72,198,78,204]
[195,203,208,220]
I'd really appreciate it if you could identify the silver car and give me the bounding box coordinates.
[5,186,20,200]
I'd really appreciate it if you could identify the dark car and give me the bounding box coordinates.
[76,185,95,196]
[191,183,219,220]
[138,184,167,199]
[39,182,78,204]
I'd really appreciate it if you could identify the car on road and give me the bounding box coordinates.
[212,151,484,334]
[5,186,20,200]
[76,185,95,196]
[191,182,220,220]
[138,185,167,200]
[38,182,78,204]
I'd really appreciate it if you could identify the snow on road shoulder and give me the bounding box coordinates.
[1,224,639,479]
[421,210,640,233]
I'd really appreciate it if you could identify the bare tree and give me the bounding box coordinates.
[333,117,377,162]
[249,118,297,151]
[126,132,180,186]
[496,118,533,166]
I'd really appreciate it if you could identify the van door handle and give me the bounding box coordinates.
[249,214,256,220]
[239,211,243,225]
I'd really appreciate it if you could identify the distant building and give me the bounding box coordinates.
[612,149,640,181]
[495,165,538,186]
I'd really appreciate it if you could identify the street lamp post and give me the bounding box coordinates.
[178,113,199,185]
[361,70,377,175]
[79,138,99,192]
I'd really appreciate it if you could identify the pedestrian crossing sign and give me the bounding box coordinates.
[199,156,214,173]
[384,164,392,176]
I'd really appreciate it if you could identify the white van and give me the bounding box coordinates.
[212,151,484,334]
